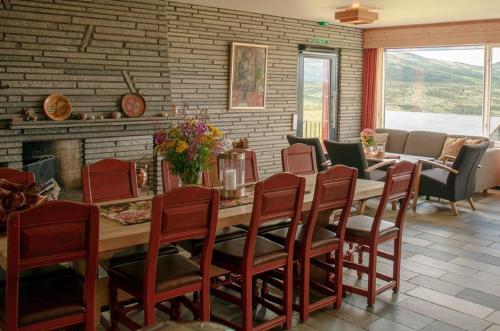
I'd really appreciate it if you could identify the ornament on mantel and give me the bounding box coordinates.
[111,111,122,119]
[24,108,37,121]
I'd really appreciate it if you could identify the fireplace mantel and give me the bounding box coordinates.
[8,117,171,130]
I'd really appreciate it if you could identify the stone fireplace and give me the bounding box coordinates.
[23,140,82,189]
[0,118,168,195]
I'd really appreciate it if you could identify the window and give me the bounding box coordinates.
[489,48,500,141]
[383,46,485,137]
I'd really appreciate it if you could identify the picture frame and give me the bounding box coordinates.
[229,42,268,109]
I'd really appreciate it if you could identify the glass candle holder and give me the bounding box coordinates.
[218,150,245,199]
[376,143,386,156]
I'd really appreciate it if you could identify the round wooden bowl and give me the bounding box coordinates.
[43,93,72,121]
[121,93,146,118]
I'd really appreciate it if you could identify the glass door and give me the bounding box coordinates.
[297,49,338,141]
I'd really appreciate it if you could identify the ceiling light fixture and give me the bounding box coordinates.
[335,5,378,25]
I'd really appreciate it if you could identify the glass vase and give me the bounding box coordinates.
[179,170,202,186]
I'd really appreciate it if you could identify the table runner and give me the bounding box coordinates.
[100,186,257,226]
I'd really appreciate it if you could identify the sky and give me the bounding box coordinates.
[391,46,500,66]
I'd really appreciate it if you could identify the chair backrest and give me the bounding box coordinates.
[232,148,259,184]
[6,200,99,328]
[449,141,489,200]
[81,159,139,203]
[287,135,328,171]
[302,165,357,253]
[161,160,181,193]
[324,140,369,179]
[373,161,417,232]
[202,157,219,188]
[244,173,305,268]
[146,186,220,292]
[281,143,317,175]
[0,168,35,185]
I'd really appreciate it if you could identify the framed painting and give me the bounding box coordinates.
[229,42,268,109]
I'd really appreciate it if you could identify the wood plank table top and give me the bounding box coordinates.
[0,175,384,269]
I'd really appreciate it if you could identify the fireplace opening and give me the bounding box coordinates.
[22,140,82,190]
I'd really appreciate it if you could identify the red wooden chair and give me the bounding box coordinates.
[261,165,358,322]
[82,159,176,267]
[161,160,247,256]
[281,143,317,175]
[161,160,181,193]
[107,186,220,329]
[328,161,417,306]
[1,200,99,331]
[0,168,35,185]
[211,173,306,331]
[81,158,139,204]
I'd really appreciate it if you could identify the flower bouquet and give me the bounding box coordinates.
[154,117,224,185]
[360,128,376,154]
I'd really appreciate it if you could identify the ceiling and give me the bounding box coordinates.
[173,0,500,28]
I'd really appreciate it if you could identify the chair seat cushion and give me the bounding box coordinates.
[109,253,202,292]
[419,168,449,198]
[101,243,179,270]
[0,264,70,287]
[213,236,287,268]
[328,215,399,240]
[263,224,339,251]
[0,267,85,327]
[179,226,248,256]
[236,218,291,233]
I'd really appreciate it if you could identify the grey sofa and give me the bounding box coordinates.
[375,129,500,192]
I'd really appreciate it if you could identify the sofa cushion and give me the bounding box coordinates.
[403,131,448,158]
[438,137,467,160]
[375,129,409,154]
[375,133,389,145]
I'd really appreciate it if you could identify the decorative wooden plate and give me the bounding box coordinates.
[43,93,72,121]
[121,93,146,118]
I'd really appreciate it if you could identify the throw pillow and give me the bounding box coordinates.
[438,137,468,161]
[375,133,389,145]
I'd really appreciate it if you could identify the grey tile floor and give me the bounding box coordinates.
[99,190,500,331]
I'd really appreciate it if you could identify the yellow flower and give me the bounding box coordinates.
[210,127,223,139]
[176,140,188,153]
[155,141,174,154]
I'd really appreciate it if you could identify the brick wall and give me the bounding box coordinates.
[0,0,363,180]
[165,2,363,175]
[0,0,170,120]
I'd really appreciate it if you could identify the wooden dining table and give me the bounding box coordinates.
[0,174,385,317]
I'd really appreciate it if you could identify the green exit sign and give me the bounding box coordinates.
[311,37,329,45]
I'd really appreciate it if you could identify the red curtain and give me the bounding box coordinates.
[361,48,378,129]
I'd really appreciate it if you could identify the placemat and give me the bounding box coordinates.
[100,200,152,226]
[382,153,401,159]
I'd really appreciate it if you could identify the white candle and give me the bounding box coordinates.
[224,169,237,190]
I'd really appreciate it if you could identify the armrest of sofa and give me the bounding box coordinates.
[475,148,500,192]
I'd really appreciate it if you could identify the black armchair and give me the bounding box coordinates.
[286,135,330,171]
[324,140,395,215]
[413,142,489,215]
[324,140,395,181]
